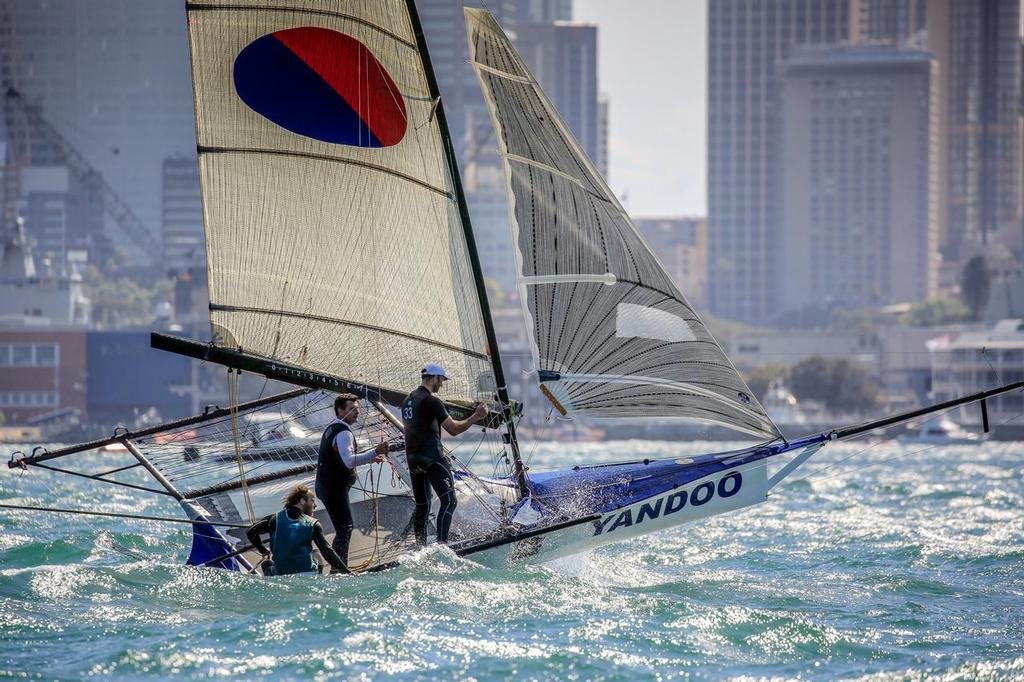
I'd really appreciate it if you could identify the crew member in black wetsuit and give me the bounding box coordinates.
[315,393,388,572]
[402,363,488,545]
[246,484,348,575]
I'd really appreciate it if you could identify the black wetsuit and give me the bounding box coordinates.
[315,421,357,568]
[245,505,347,574]
[402,386,457,544]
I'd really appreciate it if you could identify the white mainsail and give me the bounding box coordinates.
[466,9,779,439]
[185,1,494,403]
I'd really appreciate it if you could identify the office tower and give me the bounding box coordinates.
[0,0,197,263]
[778,46,939,312]
[418,0,516,164]
[161,156,203,275]
[927,0,1021,256]
[515,21,600,166]
[707,0,859,324]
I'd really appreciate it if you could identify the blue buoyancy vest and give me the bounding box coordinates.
[270,508,318,575]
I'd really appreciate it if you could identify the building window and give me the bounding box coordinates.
[34,344,57,366]
[0,343,60,367]
[11,345,32,366]
[0,392,57,407]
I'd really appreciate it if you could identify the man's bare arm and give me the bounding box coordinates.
[441,402,489,436]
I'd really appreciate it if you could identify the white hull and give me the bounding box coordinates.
[465,458,769,567]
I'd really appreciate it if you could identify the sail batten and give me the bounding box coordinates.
[186,0,496,403]
[466,9,779,439]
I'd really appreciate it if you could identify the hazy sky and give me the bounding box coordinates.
[573,0,707,218]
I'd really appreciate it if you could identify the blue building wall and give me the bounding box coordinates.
[86,329,191,422]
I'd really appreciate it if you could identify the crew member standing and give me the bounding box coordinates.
[315,393,388,572]
[402,364,487,545]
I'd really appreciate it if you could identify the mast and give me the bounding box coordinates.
[404,0,529,498]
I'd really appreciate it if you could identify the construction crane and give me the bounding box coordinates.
[1,86,158,259]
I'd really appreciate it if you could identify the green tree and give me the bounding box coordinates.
[900,298,971,326]
[961,255,991,321]
[789,355,877,414]
[84,266,160,327]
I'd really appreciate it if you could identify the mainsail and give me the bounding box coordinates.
[466,10,778,439]
[185,1,494,404]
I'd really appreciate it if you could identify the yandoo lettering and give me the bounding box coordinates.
[592,471,743,536]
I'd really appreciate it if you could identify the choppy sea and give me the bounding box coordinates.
[1,439,1023,680]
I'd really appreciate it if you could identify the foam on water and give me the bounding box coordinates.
[1,440,1023,680]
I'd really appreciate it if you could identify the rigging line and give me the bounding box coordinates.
[981,347,1003,385]
[0,502,251,528]
[228,370,256,523]
[447,452,508,525]
[24,461,175,497]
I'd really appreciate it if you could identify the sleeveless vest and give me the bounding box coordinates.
[316,421,356,499]
[269,508,317,575]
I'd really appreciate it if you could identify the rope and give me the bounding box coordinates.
[0,502,251,528]
[227,369,256,523]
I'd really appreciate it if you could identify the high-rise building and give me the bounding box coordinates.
[0,0,197,262]
[777,46,939,312]
[707,0,860,324]
[161,156,203,275]
[515,21,600,167]
[926,0,1021,257]
[418,0,516,164]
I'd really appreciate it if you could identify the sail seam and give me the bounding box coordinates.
[197,146,452,198]
[209,304,489,360]
[504,153,621,210]
[520,273,616,285]
[184,3,418,49]
[473,61,534,83]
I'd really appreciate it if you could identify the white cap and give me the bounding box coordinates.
[421,363,451,379]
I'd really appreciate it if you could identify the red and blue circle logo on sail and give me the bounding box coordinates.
[233,27,407,147]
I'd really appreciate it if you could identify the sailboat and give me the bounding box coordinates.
[6,1,1021,574]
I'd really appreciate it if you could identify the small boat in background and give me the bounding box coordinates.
[899,418,984,445]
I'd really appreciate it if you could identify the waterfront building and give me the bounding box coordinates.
[0,219,90,326]
[0,326,86,426]
[778,45,939,312]
[929,318,1024,425]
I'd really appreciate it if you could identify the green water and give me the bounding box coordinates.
[2,440,1023,680]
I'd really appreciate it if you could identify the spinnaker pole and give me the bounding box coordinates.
[405,0,529,498]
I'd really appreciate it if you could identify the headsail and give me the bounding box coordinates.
[465,10,778,439]
[185,1,494,403]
